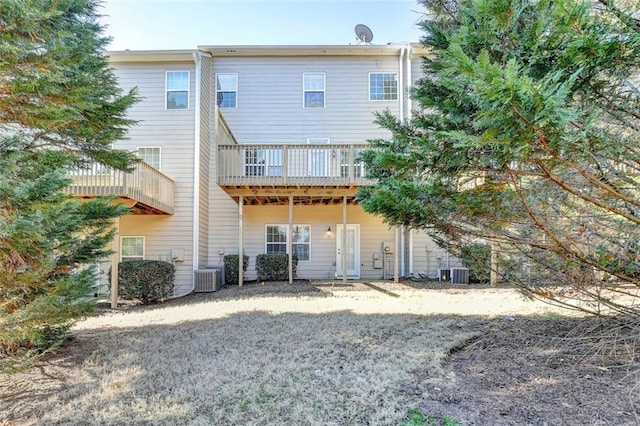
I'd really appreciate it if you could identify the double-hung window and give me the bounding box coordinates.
[303,72,325,108]
[166,71,189,109]
[216,73,237,108]
[265,225,310,261]
[137,147,161,170]
[121,236,145,262]
[369,72,398,101]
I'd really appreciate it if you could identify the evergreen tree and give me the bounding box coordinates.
[359,0,640,315]
[0,0,137,370]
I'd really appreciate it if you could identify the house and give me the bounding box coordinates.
[67,43,463,302]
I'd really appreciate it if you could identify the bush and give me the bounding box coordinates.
[458,243,491,283]
[256,253,298,281]
[224,254,248,286]
[118,260,175,304]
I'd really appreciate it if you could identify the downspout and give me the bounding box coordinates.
[398,45,407,277]
[405,43,414,276]
[191,50,208,294]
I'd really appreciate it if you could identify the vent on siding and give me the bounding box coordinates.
[194,269,221,292]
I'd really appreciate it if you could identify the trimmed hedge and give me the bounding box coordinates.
[256,253,298,281]
[118,260,175,304]
[224,254,248,286]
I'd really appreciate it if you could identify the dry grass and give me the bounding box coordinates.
[0,281,565,425]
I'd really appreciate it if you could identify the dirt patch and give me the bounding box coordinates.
[410,316,640,425]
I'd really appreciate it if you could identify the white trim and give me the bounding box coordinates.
[306,138,330,145]
[335,224,360,278]
[120,236,145,262]
[368,72,399,101]
[265,224,311,262]
[136,146,162,170]
[215,72,238,109]
[302,72,326,109]
[165,70,190,110]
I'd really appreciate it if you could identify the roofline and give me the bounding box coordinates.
[198,44,407,57]
[106,44,430,62]
[107,50,199,63]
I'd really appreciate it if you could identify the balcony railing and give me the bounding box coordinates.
[66,162,175,214]
[217,144,372,187]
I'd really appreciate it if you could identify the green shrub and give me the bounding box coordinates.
[118,260,175,304]
[256,253,298,281]
[458,243,491,283]
[224,254,248,286]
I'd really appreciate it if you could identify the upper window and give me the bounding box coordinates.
[166,71,189,110]
[121,236,145,262]
[303,73,325,108]
[137,147,161,170]
[369,73,398,101]
[216,73,237,108]
[265,225,310,261]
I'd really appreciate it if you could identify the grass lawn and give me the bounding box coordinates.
[0,282,571,425]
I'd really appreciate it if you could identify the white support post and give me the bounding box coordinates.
[490,241,498,286]
[342,196,347,284]
[110,218,119,309]
[288,196,293,284]
[239,196,244,287]
[394,226,400,283]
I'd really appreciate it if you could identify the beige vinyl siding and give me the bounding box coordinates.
[111,61,196,296]
[210,56,401,144]
[411,231,463,279]
[410,55,425,86]
[240,205,396,280]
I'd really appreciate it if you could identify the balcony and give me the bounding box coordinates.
[217,144,372,205]
[66,162,175,214]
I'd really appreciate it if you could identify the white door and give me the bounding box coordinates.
[336,224,360,278]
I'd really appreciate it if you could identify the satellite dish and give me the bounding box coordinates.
[355,24,373,44]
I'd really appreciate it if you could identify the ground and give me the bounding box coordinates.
[1,281,638,425]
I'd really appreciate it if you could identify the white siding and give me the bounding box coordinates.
[112,61,196,296]
[211,56,401,144]
[199,58,212,267]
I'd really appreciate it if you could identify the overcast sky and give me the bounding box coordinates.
[99,0,425,50]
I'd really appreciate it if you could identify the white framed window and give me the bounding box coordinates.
[265,225,310,261]
[369,72,398,101]
[120,236,145,262]
[137,147,161,170]
[303,72,325,108]
[216,73,238,108]
[166,71,189,110]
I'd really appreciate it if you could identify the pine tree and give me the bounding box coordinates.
[359,0,640,315]
[0,0,138,370]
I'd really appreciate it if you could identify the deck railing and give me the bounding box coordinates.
[217,144,373,186]
[66,161,175,214]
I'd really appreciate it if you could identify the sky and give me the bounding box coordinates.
[98,0,425,51]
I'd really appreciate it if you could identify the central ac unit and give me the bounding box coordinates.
[438,267,469,284]
[194,269,221,292]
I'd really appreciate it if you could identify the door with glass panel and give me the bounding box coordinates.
[335,224,360,278]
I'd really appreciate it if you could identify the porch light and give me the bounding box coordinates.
[326,226,332,237]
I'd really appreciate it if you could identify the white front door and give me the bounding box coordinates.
[336,224,360,278]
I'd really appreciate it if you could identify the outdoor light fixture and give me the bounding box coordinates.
[326,226,332,236]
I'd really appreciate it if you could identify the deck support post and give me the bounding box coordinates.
[394,226,400,283]
[110,217,119,309]
[342,196,348,284]
[239,196,244,287]
[288,196,293,284]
